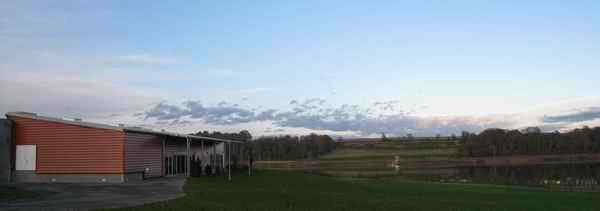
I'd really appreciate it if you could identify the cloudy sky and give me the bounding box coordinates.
[1,0,599,137]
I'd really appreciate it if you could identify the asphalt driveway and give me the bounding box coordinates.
[0,177,185,210]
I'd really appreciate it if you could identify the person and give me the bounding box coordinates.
[204,164,212,175]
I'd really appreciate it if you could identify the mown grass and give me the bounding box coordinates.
[251,141,463,181]
[339,140,460,150]
[319,147,458,160]
[111,171,600,211]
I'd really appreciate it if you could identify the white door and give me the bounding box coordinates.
[16,145,36,170]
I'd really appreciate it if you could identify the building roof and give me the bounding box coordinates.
[5,111,242,143]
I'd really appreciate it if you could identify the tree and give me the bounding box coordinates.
[239,130,252,142]
[381,133,389,142]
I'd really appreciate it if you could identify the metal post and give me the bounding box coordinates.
[173,156,176,175]
[201,140,204,175]
[228,141,231,181]
[248,151,251,176]
[213,141,217,174]
[186,137,191,177]
[162,136,166,176]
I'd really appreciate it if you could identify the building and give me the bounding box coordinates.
[0,119,12,183]
[2,112,242,183]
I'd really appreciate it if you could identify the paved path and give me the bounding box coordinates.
[1,177,185,211]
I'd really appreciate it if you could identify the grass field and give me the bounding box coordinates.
[319,147,458,160]
[255,140,462,178]
[322,140,460,160]
[111,171,600,211]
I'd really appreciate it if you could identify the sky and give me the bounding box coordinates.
[1,0,600,137]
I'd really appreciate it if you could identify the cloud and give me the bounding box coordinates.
[255,109,279,121]
[144,102,188,120]
[108,54,180,66]
[373,100,400,110]
[141,98,515,136]
[145,100,257,125]
[543,107,600,123]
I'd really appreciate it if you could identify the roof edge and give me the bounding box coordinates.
[6,111,123,132]
[6,111,242,143]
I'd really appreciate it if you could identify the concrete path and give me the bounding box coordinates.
[0,177,186,211]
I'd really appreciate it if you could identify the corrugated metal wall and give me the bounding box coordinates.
[165,139,186,156]
[124,132,163,178]
[9,116,125,174]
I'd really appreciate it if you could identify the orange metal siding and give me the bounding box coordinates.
[124,133,163,178]
[9,116,125,174]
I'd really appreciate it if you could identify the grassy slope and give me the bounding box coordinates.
[310,141,460,177]
[111,171,599,211]
[322,140,460,160]
[320,147,458,160]
[254,140,461,177]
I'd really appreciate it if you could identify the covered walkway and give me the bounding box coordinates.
[128,128,245,179]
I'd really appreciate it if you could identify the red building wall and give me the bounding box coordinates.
[9,116,125,174]
[124,132,163,178]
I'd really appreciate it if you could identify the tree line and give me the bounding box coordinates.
[380,132,460,142]
[194,130,252,142]
[461,126,600,157]
[193,130,336,161]
[243,134,336,161]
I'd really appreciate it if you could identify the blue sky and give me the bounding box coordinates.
[1,0,600,137]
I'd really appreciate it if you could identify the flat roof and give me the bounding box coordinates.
[5,111,243,143]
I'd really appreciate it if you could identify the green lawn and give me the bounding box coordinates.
[112,171,600,211]
[319,148,458,160]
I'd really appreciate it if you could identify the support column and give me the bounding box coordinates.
[248,145,252,176]
[222,142,226,172]
[162,136,166,177]
[201,140,204,175]
[212,141,217,174]
[186,137,191,177]
[228,141,231,181]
